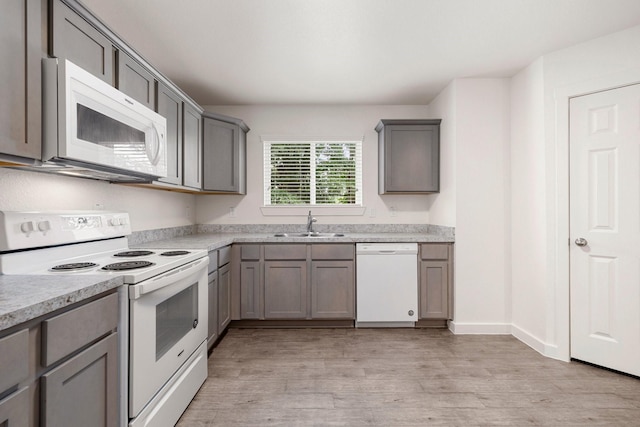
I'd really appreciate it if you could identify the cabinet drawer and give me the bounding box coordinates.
[218,245,231,266]
[264,244,306,260]
[241,245,260,260]
[42,293,118,367]
[311,244,354,260]
[208,250,218,274]
[420,244,449,260]
[0,329,29,393]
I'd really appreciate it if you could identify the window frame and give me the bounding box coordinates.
[262,136,364,208]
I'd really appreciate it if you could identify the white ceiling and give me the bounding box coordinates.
[81,0,640,105]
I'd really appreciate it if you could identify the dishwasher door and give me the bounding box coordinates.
[356,243,418,327]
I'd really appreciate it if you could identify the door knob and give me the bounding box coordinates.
[575,238,588,247]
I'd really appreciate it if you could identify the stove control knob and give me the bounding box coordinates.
[38,220,51,232]
[109,218,121,226]
[20,221,35,234]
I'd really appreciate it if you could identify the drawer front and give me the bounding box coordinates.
[311,244,354,260]
[264,244,307,260]
[218,245,231,266]
[208,250,218,274]
[0,329,29,393]
[42,293,118,367]
[420,244,449,260]
[241,244,260,260]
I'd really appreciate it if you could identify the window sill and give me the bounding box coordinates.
[260,206,366,216]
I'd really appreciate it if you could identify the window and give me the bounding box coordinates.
[264,139,362,206]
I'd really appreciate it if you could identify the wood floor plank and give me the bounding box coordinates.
[177,328,640,426]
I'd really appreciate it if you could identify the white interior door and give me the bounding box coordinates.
[569,84,640,376]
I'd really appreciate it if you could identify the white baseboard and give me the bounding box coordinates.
[448,321,511,334]
[511,324,546,355]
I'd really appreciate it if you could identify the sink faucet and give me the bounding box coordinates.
[306,210,317,233]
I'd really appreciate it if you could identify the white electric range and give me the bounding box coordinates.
[0,211,209,427]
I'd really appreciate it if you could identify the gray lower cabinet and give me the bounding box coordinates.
[117,51,155,110]
[240,261,262,319]
[156,83,183,186]
[202,113,249,194]
[0,0,42,162]
[50,0,114,84]
[41,333,118,427]
[236,244,355,321]
[311,261,354,319]
[0,386,29,427]
[183,104,203,189]
[419,244,453,320]
[0,291,119,427]
[376,119,441,194]
[218,263,231,331]
[264,261,308,319]
[207,270,218,350]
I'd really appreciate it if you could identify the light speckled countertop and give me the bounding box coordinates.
[1,227,453,333]
[0,275,122,332]
[131,232,454,252]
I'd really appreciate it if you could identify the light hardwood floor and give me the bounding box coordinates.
[177,328,640,426]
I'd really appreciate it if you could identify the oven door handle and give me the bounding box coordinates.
[129,257,208,300]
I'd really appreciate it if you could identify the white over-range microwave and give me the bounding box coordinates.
[41,58,167,182]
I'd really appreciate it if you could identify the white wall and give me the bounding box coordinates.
[426,82,456,227]
[196,105,433,225]
[509,58,547,350]
[450,79,511,333]
[0,168,195,231]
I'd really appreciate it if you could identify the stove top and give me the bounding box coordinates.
[0,211,207,284]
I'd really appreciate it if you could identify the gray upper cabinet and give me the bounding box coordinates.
[51,0,114,84]
[117,51,156,110]
[183,104,203,189]
[376,119,441,194]
[156,83,183,186]
[0,0,43,163]
[202,113,249,194]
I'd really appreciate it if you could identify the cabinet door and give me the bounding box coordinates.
[311,261,354,319]
[156,83,183,185]
[207,272,218,350]
[0,386,29,427]
[380,124,439,193]
[264,261,308,319]
[0,0,42,161]
[419,261,449,319]
[240,261,262,319]
[117,51,155,110]
[183,104,202,189]
[51,0,114,84]
[202,118,246,193]
[218,263,231,331]
[41,333,118,427]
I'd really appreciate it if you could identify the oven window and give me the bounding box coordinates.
[77,104,145,146]
[156,282,198,360]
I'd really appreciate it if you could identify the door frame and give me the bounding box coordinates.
[551,67,640,362]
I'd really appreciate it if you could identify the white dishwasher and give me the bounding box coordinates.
[356,243,418,327]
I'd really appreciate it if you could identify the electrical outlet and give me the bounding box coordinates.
[94,203,104,210]
[369,208,376,217]
[390,206,397,217]
[229,207,236,217]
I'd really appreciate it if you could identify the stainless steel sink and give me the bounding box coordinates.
[273,232,346,238]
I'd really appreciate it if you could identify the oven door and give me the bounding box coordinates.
[128,256,208,417]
